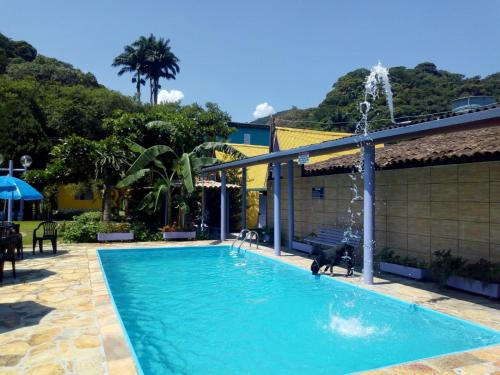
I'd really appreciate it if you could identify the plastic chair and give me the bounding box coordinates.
[33,221,58,254]
[1,235,17,282]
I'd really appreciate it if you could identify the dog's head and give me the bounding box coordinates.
[311,258,321,275]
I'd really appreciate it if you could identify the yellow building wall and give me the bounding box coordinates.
[216,144,269,228]
[246,191,260,229]
[57,185,102,211]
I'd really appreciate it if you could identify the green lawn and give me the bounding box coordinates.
[14,221,42,246]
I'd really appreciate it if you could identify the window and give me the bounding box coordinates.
[243,133,251,144]
[74,191,94,200]
[312,187,324,200]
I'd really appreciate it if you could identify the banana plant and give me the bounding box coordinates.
[117,139,244,226]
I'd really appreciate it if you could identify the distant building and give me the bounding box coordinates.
[228,122,269,146]
[452,96,495,113]
[221,123,353,230]
[265,105,500,265]
[57,185,101,214]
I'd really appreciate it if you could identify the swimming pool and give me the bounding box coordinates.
[98,246,500,375]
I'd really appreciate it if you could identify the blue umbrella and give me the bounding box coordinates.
[0,178,16,193]
[0,176,43,201]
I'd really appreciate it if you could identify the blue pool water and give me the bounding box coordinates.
[99,246,500,375]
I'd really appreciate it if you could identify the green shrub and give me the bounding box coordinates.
[195,229,211,240]
[429,250,500,286]
[61,211,130,243]
[429,250,468,286]
[60,212,164,243]
[130,221,162,241]
[457,259,500,284]
[74,211,101,223]
[376,247,426,269]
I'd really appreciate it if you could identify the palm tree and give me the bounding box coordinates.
[112,44,146,102]
[117,132,242,225]
[114,35,180,105]
[133,34,180,104]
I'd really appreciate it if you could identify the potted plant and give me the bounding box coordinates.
[161,222,196,241]
[97,222,134,242]
[431,251,500,298]
[377,248,428,280]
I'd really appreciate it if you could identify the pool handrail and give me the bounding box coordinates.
[231,229,259,253]
[230,229,249,251]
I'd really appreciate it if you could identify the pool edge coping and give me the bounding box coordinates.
[96,249,146,375]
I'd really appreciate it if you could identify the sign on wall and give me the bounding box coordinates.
[298,152,309,165]
[312,187,324,199]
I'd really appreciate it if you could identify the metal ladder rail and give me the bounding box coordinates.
[231,229,249,251]
[237,230,259,252]
[248,230,259,249]
[236,231,250,253]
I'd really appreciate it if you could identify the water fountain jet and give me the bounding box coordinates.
[343,62,395,284]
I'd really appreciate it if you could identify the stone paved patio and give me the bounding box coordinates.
[0,241,498,374]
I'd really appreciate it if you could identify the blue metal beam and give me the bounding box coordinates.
[203,107,500,173]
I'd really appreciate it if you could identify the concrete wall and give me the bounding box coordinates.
[267,160,500,264]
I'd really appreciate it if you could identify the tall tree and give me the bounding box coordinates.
[113,35,180,105]
[112,44,146,102]
[94,137,131,222]
[134,34,180,104]
[44,136,131,222]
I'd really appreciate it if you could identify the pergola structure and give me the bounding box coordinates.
[202,106,500,285]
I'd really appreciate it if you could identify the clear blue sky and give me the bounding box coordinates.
[1,0,499,122]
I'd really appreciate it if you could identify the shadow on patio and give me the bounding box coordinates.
[0,301,54,334]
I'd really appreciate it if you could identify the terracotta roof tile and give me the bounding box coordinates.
[305,123,500,172]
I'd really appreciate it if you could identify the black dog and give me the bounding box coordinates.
[310,243,354,277]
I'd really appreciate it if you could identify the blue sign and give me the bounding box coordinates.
[312,187,324,199]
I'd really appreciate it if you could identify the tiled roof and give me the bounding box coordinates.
[305,122,500,172]
[275,126,357,165]
[363,103,500,134]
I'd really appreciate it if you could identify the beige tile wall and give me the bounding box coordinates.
[267,161,500,264]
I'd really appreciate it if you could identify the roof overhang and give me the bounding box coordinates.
[203,106,500,173]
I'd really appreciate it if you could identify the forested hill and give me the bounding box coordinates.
[0,33,138,168]
[0,33,99,87]
[255,62,500,132]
